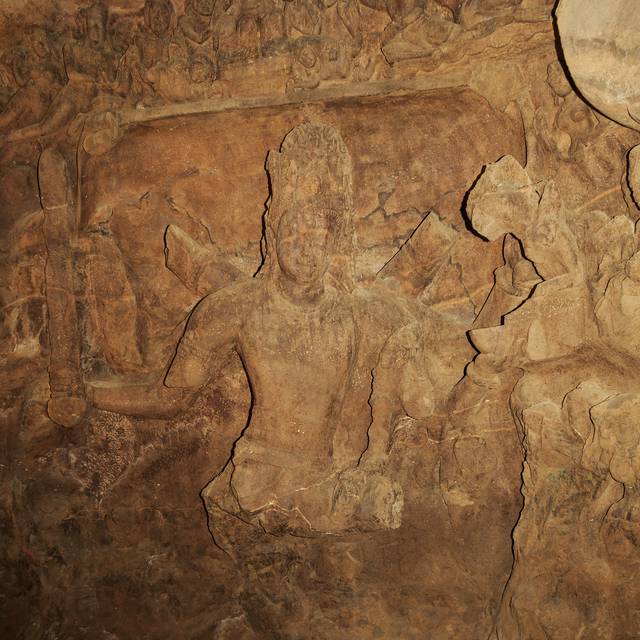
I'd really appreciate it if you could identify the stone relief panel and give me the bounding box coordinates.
[0,0,554,146]
[462,151,640,638]
[2,1,640,638]
[1,84,527,636]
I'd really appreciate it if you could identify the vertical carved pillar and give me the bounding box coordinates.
[38,148,87,427]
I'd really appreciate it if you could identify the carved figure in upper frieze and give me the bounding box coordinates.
[376,0,460,62]
[145,51,222,101]
[459,0,522,34]
[65,4,117,87]
[259,0,289,54]
[0,27,65,135]
[179,0,217,45]
[10,27,62,89]
[131,0,223,103]
[173,0,223,68]
[284,0,323,37]
[211,0,289,61]
[534,61,600,162]
[3,4,118,145]
[134,0,176,77]
[90,123,432,538]
[331,0,363,42]
[285,0,364,89]
[289,35,351,89]
[108,14,137,60]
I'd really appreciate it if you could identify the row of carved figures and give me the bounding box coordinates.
[0,0,546,146]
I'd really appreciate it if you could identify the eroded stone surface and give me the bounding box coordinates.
[0,1,639,638]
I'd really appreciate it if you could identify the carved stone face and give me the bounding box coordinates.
[110,17,135,56]
[298,45,317,69]
[147,0,174,37]
[276,206,333,285]
[86,8,107,46]
[193,0,215,15]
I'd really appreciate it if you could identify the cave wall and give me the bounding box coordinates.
[1,1,639,638]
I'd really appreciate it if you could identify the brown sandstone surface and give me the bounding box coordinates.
[0,1,639,638]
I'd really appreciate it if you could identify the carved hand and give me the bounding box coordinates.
[47,395,90,428]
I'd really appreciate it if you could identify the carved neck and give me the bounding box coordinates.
[274,270,326,308]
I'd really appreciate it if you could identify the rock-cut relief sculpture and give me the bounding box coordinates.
[4,3,119,147]
[0,27,65,136]
[462,155,640,638]
[86,122,444,635]
[90,122,441,532]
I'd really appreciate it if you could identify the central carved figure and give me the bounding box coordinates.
[93,122,426,538]
[172,124,361,526]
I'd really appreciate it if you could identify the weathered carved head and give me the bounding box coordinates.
[85,2,108,46]
[192,0,216,16]
[144,0,175,38]
[264,122,354,287]
[109,14,136,56]
[29,27,51,60]
[296,42,319,70]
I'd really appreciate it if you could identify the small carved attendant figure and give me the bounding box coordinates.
[535,61,600,161]
[135,0,176,75]
[5,3,117,144]
[0,27,65,134]
[380,0,459,63]
[178,0,217,49]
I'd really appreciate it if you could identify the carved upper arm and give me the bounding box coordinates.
[164,287,243,388]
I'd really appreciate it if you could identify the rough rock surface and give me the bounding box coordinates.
[0,1,638,638]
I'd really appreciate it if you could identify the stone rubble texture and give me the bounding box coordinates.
[0,0,638,638]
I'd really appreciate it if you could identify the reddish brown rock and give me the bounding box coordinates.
[0,1,639,639]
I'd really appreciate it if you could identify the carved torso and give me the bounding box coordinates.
[236,278,356,464]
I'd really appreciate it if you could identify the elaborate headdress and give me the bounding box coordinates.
[263,122,355,289]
